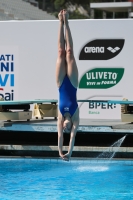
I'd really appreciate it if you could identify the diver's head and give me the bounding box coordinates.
[63,116,72,133]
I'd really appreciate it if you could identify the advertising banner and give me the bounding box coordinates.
[0,46,18,100]
[0,20,132,119]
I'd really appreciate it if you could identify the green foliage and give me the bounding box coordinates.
[67,0,90,5]
[69,10,89,19]
[54,0,65,10]
[53,9,89,19]
[36,0,130,19]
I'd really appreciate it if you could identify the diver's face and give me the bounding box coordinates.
[63,120,72,133]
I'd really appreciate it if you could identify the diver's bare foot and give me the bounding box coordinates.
[58,10,63,23]
[63,153,70,161]
[62,9,69,25]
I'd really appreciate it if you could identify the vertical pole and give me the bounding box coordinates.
[91,9,94,19]
[113,0,115,19]
[103,11,106,19]
[128,8,131,18]
[113,12,115,19]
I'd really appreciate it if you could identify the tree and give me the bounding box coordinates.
[37,0,90,18]
[54,0,66,10]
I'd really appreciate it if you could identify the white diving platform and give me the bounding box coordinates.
[0,99,132,134]
[0,99,132,105]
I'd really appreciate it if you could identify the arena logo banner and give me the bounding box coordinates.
[79,39,125,60]
[0,47,18,100]
[79,68,124,89]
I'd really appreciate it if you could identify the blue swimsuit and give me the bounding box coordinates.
[59,75,78,116]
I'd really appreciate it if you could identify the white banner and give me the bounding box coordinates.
[0,20,132,119]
